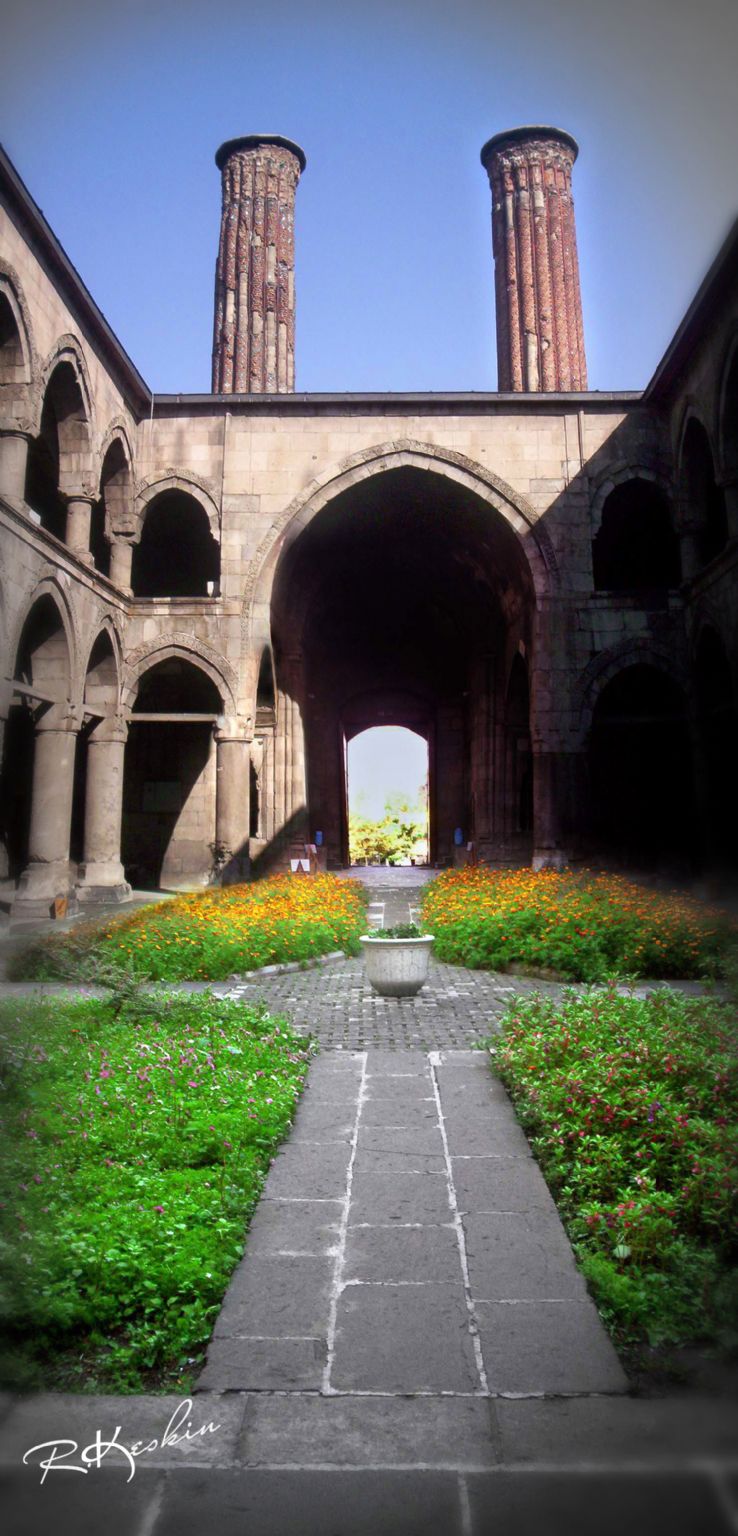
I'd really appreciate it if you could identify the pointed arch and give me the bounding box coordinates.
[244,439,556,653]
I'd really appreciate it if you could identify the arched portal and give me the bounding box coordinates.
[345,715,430,867]
[2,592,73,897]
[588,664,698,869]
[122,657,223,888]
[132,491,220,597]
[268,464,537,867]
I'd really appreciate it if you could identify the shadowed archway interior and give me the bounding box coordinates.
[269,466,536,868]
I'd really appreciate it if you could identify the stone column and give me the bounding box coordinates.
[721,479,738,542]
[0,429,29,503]
[76,717,131,904]
[109,536,135,592]
[212,135,306,394]
[65,496,95,564]
[480,126,587,392]
[215,724,252,883]
[11,708,80,924]
[531,748,587,869]
[678,520,703,582]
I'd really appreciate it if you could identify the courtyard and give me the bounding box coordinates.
[0,866,736,1534]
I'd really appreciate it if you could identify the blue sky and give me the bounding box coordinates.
[3,0,737,395]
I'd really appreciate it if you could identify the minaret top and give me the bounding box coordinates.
[480,126,578,166]
[215,136,307,172]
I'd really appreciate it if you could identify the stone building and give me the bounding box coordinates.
[0,128,736,922]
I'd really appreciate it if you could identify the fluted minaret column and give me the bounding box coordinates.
[212,135,306,394]
[480,127,587,392]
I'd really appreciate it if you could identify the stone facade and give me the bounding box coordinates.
[0,130,736,921]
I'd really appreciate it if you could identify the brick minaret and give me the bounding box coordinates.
[480,127,587,392]
[212,135,306,394]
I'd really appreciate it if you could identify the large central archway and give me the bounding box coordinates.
[267,462,539,868]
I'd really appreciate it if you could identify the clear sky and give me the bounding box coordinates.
[348,728,428,820]
[2,0,737,396]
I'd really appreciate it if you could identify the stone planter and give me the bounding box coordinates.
[359,934,434,997]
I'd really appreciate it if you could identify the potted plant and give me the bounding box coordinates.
[359,922,434,997]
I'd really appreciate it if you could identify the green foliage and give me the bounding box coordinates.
[0,993,313,1392]
[349,791,427,866]
[422,866,733,981]
[379,923,425,938]
[7,874,366,985]
[491,986,738,1350]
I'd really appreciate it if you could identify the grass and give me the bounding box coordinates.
[490,985,738,1361]
[422,866,733,981]
[0,991,313,1393]
[7,872,367,984]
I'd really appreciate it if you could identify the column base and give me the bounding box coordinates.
[219,852,251,886]
[532,847,570,871]
[77,877,133,906]
[10,861,80,926]
[76,859,130,899]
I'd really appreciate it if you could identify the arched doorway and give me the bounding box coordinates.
[122,657,223,888]
[588,663,698,870]
[345,717,429,867]
[268,464,537,868]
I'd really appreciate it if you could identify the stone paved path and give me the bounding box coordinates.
[198,1048,625,1398]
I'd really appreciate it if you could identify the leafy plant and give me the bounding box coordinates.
[0,993,313,1392]
[490,985,738,1351]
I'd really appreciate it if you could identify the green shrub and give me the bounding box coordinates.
[491,985,738,1350]
[0,993,312,1392]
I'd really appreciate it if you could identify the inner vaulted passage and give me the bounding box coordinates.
[268,466,536,869]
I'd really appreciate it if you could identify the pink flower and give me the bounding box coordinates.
[153,1205,165,1214]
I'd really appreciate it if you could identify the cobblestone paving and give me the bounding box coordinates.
[213,957,564,1050]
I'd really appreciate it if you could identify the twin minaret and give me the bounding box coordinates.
[212,126,587,395]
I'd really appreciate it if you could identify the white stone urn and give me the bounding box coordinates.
[359,933,434,997]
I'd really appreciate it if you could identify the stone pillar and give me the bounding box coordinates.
[480,127,587,392]
[65,496,95,565]
[721,479,738,542]
[212,135,306,394]
[11,709,80,924]
[76,717,131,904]
[215,725,252,883]
[0,429,29,503]
[0,682,11,880]
[110,537,134,592]
[678,520,703,582]
[531,749,578,870]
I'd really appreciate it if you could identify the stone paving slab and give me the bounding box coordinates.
[450,1154,560,1214]
[475,1299,628,1394]
[238,1393,499,1466]
[155,1467,466,1536]
[245,1198,343,1257]
[462,1210,587,1300]
[212,1255,334,1339]
[343,1223,461,1282]
[464,1470,730,1536]
[331,1283,481,1393]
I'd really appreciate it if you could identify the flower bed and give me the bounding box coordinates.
[491,986,738,1352]
[9,873,366,983]
[422,867,731,981]
[0,992,312,1392]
